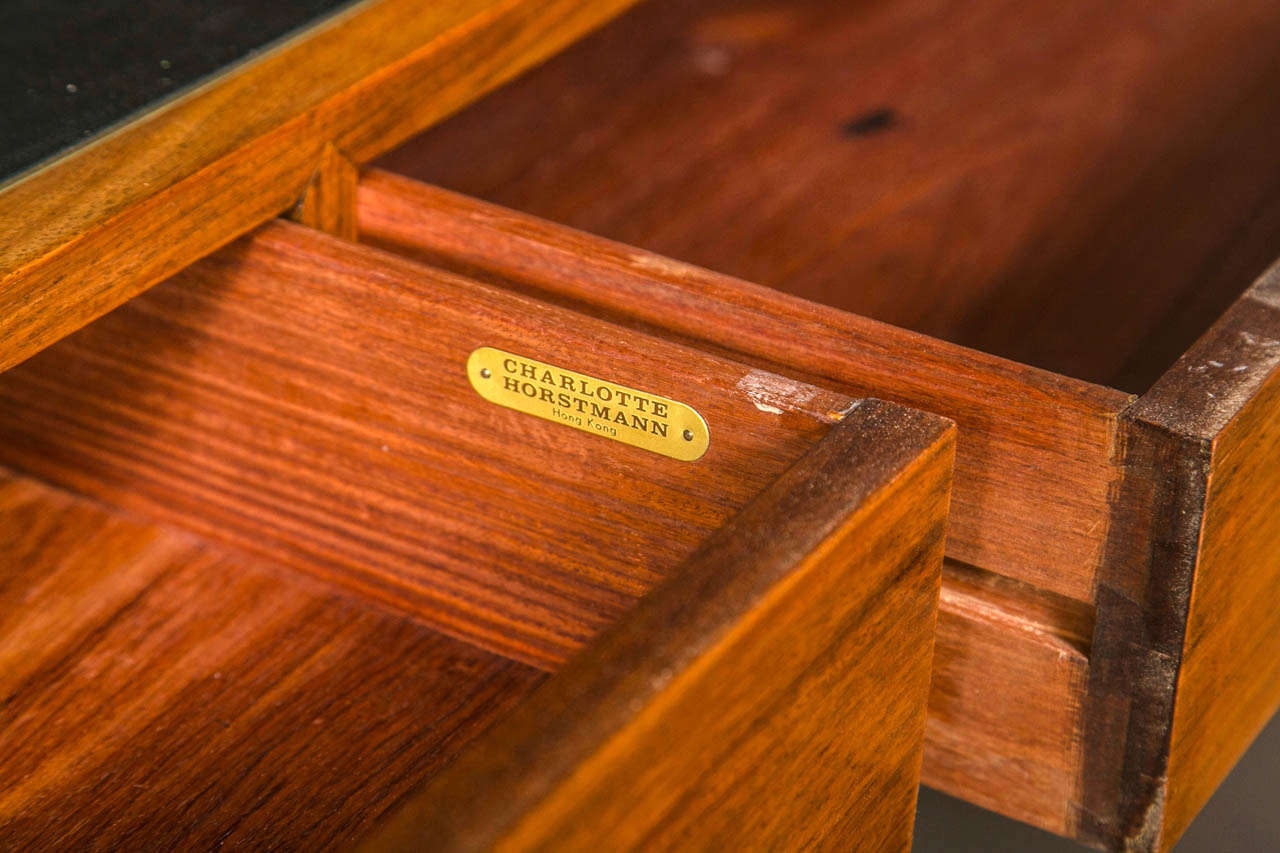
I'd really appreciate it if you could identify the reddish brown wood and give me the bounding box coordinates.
[292,142,360,239]
[0,0,641,375]
[0,220,858,668]
[352,170,1280,846]
[9,0,1279,838]
[925,562,1092,835]
[0,400,951,850]
[352,171,1111,835]
[0,468,543,850]
[363,0,1280,843]
[377,0,1280,395]
[356,171,1125,604]
[0,225,953,848]
[362,401,953,852]
[1082,261,1280,850]
[1162,351,1280,847]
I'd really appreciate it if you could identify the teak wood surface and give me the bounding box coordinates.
[0,469,544,850]
[0,0,641,375]
[366,0,1280,843]
[1084,262,1280,851]
[381,0,1280,395]
[0,221,859,667]
[359,171,1124,606]
[364,401,953,852]
[6,0,1280,846]
[356,173,1103,834]
[354,169,1280,850]
[0,223,954,848]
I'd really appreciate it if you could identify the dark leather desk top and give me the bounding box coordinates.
[0,0,352,183]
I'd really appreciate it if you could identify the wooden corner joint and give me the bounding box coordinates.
[1083,263,1280,851]
[291,143,360,240]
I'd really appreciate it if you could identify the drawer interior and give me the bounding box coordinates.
[347,164,1105,834]
[377,0,1280,394]
[0,222,846,664]
[0,221,906,845]
[0,471,541,850]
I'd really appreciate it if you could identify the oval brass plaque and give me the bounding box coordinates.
[467,347,709,461]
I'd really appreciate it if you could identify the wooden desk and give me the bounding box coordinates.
[5,1,1280,850]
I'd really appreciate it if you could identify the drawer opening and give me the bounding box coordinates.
[348,168,1110,835]
[0,219,952,847]
[0,218,947,845]
[0,219,852,668]
[353,1,1280,836]
[375,0,1280,395]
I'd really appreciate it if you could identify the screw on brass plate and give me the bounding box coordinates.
[480,368,491,378]
[683,429,694,441]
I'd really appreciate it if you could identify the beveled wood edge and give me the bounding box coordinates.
[1082,258,1280,850]
[1129,258,1280,441]
[0,0,640,373]
[357,400,954,851]
[1158,362,1280,848]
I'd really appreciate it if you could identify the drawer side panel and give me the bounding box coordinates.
[361,402,952,852]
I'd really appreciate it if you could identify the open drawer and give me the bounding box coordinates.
[0,222,953,849]
[349,1,1280,849]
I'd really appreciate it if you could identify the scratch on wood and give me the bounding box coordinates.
[736,369,818,416]
[626,250,699,279]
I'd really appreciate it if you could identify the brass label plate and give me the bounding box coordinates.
[467,347,709,461]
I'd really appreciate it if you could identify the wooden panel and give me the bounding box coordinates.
[0,468,542,850]
[362,401,953,852]
[923,562,1091,836]
[1082,261,1280,850]
[0,0,640,373]
[1147,264,1280,850]
[1164,354,1280,845]
[379,0,1280,394]
[0,220,856,669]
[356,171,1127,602]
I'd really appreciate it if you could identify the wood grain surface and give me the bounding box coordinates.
[354,171,1113,835]
[379,0,1280,395]
[0,467,543,850]
[355,170,1280,844]
[0,220,857,669]
[357,171,1126,603]
[0,386,951,851]
[1074,260,1280,851]
[0,225,956,849]
[362,401,953,853]
[0,0,639,374]
[1161,349,1280,849]
[924,561,1092,836]
[360,0,1280,843]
